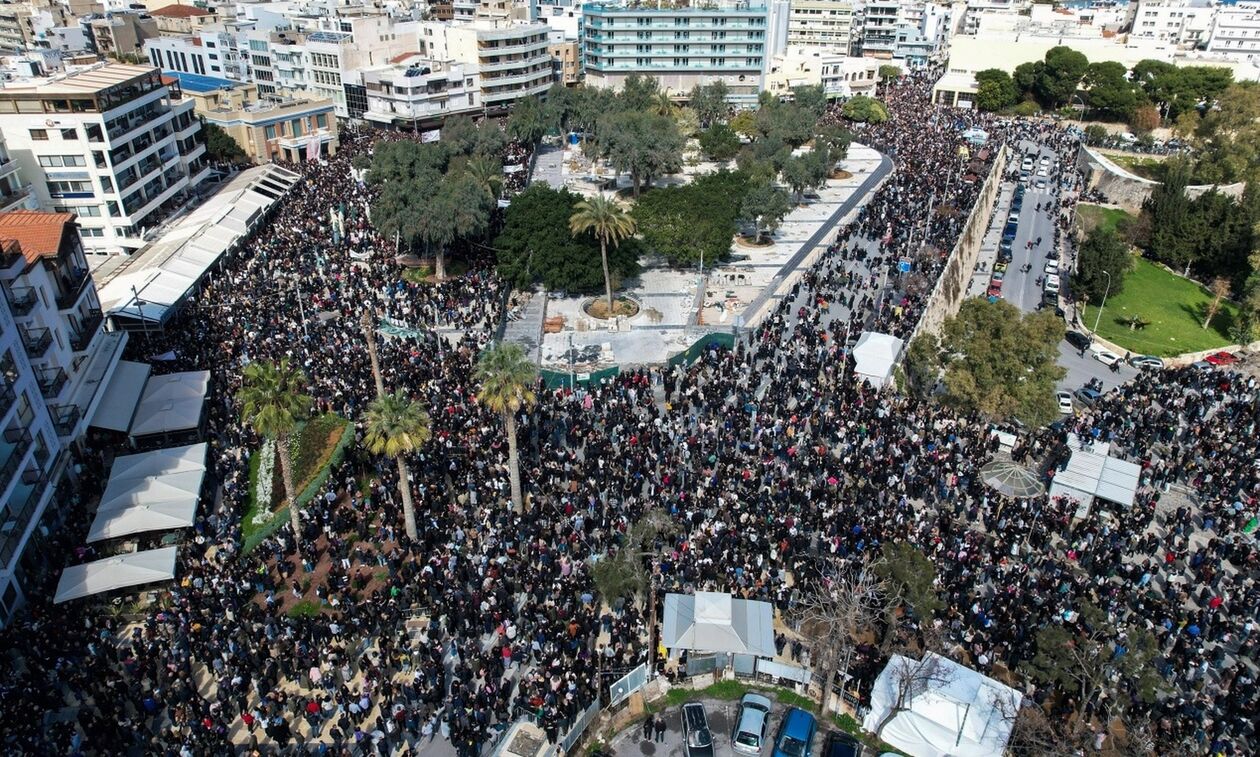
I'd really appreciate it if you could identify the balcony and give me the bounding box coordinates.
[37,367,67,400]
[0,426,32,493]
[56,268,90,309]
[0,183,31,212]
[70,309,103,352]
[20,326,51,359]
[51,404,80,437]
[5,285,36,316]
[0,469,48,569]
[0,383,14,419]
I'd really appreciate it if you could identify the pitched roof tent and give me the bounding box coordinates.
[662,591,776,658]
[54,546,179,604]
[0,210,76,264]
[87,442,208,542]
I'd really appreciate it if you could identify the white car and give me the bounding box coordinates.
[1036,166,1048,177]
[1034,179,1048,190]
[1056,391,1074,414]
[1044,260,1059,276]
[1021,158,1034,171]
[1093,348,1122,367]
[1039,155,1051,167]
[1007,212,1020,224]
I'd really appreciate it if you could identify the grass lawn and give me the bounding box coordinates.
[1103,153,1166,182]
[1081,258,1238,357]
[242,413,351,542]
[1075,204,1136,238]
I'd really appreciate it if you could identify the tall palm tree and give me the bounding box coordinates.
[652,90,675,117]
[465,155,504,202]
[569,194,637,314]
[238,358,311,547]
[364,391,432,541]
[474,342,538,513]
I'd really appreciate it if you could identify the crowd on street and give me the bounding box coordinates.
[0,72,1255,757]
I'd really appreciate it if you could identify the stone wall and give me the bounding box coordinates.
[1076,147,1245,213]
[912,143,1009,342]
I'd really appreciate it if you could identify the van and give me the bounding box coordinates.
[772,708,818,757]
[732,693,773,755]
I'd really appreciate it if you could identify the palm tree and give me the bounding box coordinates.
[465,155,504,202]
[569,194,637,315]
[364,391,432,541]
[238,358,312,548]
[652,90,675,117]
[474,342,538,512]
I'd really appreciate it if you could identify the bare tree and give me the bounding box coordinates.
[872,653,955,740]
[1203,276,1232,330]
[794,556,890,715]
[990,691,1079,757]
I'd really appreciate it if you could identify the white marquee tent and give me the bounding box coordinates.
[661,591,776,658]
[87,443,208,542]
[1048,446,1142,518]
[54,546,179,604]
[852,331,904,388]
[863,653,1022,757]
[129,371,210,438]
[90,360,151,432]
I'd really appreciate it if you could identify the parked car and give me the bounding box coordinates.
[1036,166,1048,177]
[991,270,1005,282]
[1093,348,1122,366]
[993,261,1008,273]
[732,693,773,756]
[1034,179,1048,189]
[1128,354,1163,370]
[1021,157,1034,171]
[1075,387,1103,406]
[773,708,818,757]
[822,731,863,757]
[1043,276,1060,294]
[1039,155,1051,167]
[1006,211,1020,225]
[682,702,715,757]
[1056,391,1074,414]
[987,284,1003,299]
[1205,351,1239,366]
[1044,260,1059,276]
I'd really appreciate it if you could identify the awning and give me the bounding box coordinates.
[54,546,179,604]
[852,331,904,388]
[1048,447,1142,513]
[979,460,1045,498]
[130,370,209,437]
[88,442,207,542]
[90,360,151,432]
[662,591,776,657]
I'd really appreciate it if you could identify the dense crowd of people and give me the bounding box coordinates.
[0,71,1256,757]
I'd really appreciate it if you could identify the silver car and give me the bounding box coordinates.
[732,693,773,755]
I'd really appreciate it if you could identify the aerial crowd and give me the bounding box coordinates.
[0,72,1255,757]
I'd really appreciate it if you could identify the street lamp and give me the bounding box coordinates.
[1091,270,1111,337]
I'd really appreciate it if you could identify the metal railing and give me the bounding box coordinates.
[56,268,90,309]
[0,383,15,419]
[4,284,36,316]
[20,326,51,359]
[52,404,80,437]
[0,470,47,569]
[37,367,67,400]
[0,426,31,492]
[70,309,103,352]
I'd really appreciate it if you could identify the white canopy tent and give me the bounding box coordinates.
[90,360,151,432]
[87,443,208,542]
[129,371,210,438]
[661,591,776,658]
[863,653,1022,757]
[852,331,904,388]
[1048,447,1142,519]
[54,546,179,604]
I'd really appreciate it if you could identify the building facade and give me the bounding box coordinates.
[1130,0,1215,49]
[580,0,769,104]
[1207,2,1260,60]
[0,64,209,254]
[0,211,127,626]
[362,57,482,127]
[188,82,338,163]
[787,0,854,52]
[422,19,555,111]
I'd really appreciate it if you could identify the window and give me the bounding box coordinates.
[38,155,87,167]
[100,177,113,194]
[48,180,93,197]
[106,200,120,217]
[30,128,48,140]
[60,128,77,140]
[79,227,105,237]
[316,114,328,128]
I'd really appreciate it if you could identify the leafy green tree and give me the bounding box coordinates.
[598,110,683,196]
[462,154,504,201]
[203,122,248,164]
[1073,228,1133,303]
[495,184,641,293]
[730,110,758,138]
[780,153,816,204]
[1082,61,1140,119]
[904,332,941,397]
[1142,159,1197,274]
[474,343,539,512]
[754,101,816,146]
[633,169,750,267]
[570,194,637,313]
[364,391,431,541]
[1035,46,1089,107]
[620,73,661,111]
[1013,61,1039,96]
[840,95,890,123]
[1133,60,1232,120]
[1084,124,1108,144]
[699,123,741,162]
[792,84,828,116]
[878,64,902,82]
[1024,603,1162,739]
[441,115,479,154]
[874,542,943,632]
[507,95,547,144]
[973,69,1019,112]
[473,120,506,158]
[739,178,792,243]
[673,106,700,138]
[814,122,852,161]
[689,80,731,127]
[931,298,1066,426]
[238,358,312,548]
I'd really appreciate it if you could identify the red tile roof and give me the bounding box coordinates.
[151,4,214,17]
[390,52,421,64]
[0,211,76,264]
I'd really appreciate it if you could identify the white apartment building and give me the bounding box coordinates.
[787,0,855,52]
[1207,1,1260,60]
[145,29,252,81]
[765,49,877,98]
[1130,0,1215,48]
[362,56,481,127]
[0,134,39,212]
[421,19,554,111]
[0,64,210,254]
[0,210,128,626]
